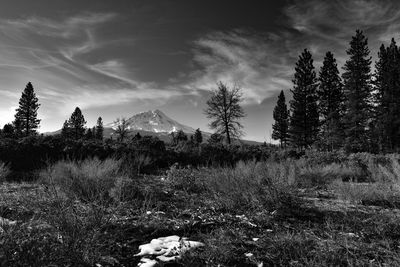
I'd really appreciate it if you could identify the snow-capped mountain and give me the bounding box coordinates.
[106,109,196,134]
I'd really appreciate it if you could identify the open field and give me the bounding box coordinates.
[1,155,400,266]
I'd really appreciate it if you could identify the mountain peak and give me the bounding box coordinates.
[109,109,195,134]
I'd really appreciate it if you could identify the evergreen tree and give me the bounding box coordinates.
[2,123,14,138]
[176,130,188,142]
[85,128,94,139]
[289,49,319,149]
[194,128,203,145]
[14,82,40,136]
[67,107,86,140]
[95,117,104,140]
[317,51,344,150]
[272,90,289,148]
[342,30,372,152]
[61,120,70,138]
[13,117,23,139]
[373,39,400,152]
[133,132,142,141]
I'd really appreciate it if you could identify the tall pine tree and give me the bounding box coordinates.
[194,128,203,145]
[67,107,86,140]
[317,51,344,151]
[373,39,400,152]
[95,117,104,140]
[14,82,40,136]
[289,49,319,149]
[342,30,372,152]
[272,90,289,147]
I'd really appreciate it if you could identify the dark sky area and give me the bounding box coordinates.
[0,0,398,141]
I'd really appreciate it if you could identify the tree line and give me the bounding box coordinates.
[272,29,400,153]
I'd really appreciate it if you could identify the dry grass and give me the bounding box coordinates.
[166,160,295,212]
[3,154,400,266]
[40,158,124,203]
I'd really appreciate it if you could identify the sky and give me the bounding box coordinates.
[0,0,400,142]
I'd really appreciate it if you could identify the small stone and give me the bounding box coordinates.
[138,258,157,267]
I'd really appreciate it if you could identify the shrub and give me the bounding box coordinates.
[0,162,10,182]
[296,163,357,188]
[40,158,123,203]
[301,150,347,165]
[166,160,294,212]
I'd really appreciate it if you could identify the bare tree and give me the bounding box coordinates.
[204,82,246,144]
[114,117,130,142]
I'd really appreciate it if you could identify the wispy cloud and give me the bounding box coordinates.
[0,12,182,129]
[183,30,293,105]
[284,0,400,66]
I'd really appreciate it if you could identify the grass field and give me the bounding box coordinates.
[1,156,400,266]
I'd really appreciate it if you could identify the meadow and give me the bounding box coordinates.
[1,151,400,266]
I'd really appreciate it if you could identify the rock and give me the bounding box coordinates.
[0,217,16,227]
[135,235,204,266]
[138,258,158,267]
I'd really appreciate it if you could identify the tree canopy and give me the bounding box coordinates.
[204,82,246,145]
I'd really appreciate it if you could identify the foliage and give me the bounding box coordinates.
[194,128,203,145]
[113,117,129,142]
[63,107,87,140]
[272,90,289,147]
[317,51,344,150]
[373,39,400,152]
[95,117,104,140]
[14,82,41,137]
[40,158,123,203]
[342,30,372,152]
[289,49,319,149]
[204,82,246,144]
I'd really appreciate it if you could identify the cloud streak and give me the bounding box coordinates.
[182,30,293,105]
[0,12,183,129]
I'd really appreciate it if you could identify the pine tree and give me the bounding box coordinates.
[2,123,14,138]
[133,132,142,141]
[95,117,104,140]
[317,51,344,150]
[272,90,289,148]
[61,120,70,139]
[289,49,319,149]
[342,30,372,152]
[14,82,40,136]
[194,128,203,145]
[176,130,188,142]
[13,117,23,139]
[85,128,94,139]
[68,107,86,140]
[373,39,400,152]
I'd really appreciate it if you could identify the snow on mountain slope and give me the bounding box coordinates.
[107,109,196,134]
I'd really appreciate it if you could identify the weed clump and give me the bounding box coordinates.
[40,158,123,203]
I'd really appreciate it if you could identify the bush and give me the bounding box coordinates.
[0,162,10,182]
[296,163,357,188]
[166,160,294,212]
[41,158,123,203]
